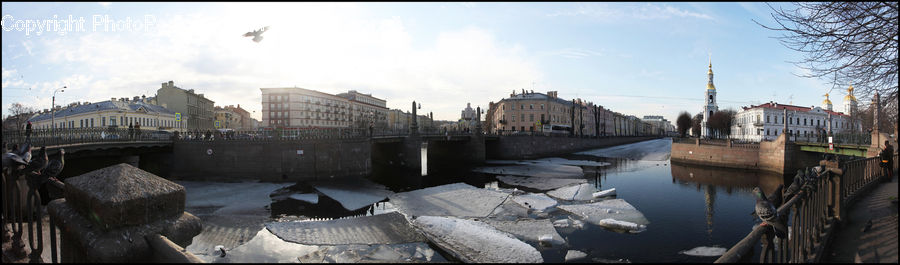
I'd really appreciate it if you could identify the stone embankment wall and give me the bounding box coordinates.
[171,139,371,181]
[486,136,660,160]
[671,140,760,170]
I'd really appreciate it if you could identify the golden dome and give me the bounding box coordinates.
[823,93,832,105]
[844,85,857,101]
[707,62,713,75]
[707,83,716,90]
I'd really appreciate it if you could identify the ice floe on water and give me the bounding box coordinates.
[593,188,616,198]
[496,175,587,191]
[532,157,611,167]
[679,246,728,257]
[575,138,672,161]
[485,160,534,165]
[178,181,293,216]
[412,216,544,263]
[547,183,598,201]
[483,219,566,246]
[288,193,319,204]
[473,163,584,178]
[557,199,649,233]
[265,212,425,245]
[512,193,558,212]
[312,178,394,211]
[389,183,510,218]
[296,243,446,263]
[565,250,588,261]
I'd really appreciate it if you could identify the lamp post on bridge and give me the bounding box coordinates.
[51,85,67,141]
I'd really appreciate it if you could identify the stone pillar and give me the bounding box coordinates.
[782,108,789,142]
[47,163,202,263]
[410,101,418,136]
[466,107,486,164]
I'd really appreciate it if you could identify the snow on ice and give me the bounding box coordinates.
[288,193,319,204]
[557,199,650,232]
[412,216,543,263]
[532,157,611,167]
[679,246,728,257]
[177,180,293,216]
[592,188,616,198]
[389,183,510,218]
[496,175,587,191]
[473,163,584,178]
[312,179,394,211]
[547,183,598,201]
[265,212,425,245]
[483,219,566,246]
[512,193,558,212]
[565,250,588,261]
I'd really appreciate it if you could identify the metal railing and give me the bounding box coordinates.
[2,127,173,148]
[715,153,897,263]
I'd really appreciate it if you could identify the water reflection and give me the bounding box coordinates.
[670,162,784,196]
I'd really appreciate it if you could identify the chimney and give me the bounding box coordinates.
[133,96,140,101]
[168,81,174,88]
[111,98,116,102]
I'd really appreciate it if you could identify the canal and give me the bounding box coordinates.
[180,138,785,263]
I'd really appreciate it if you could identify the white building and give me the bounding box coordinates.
[701,60,719,138]
[461,103,476,121]
[730,101,856,142]
[28,96,180,131]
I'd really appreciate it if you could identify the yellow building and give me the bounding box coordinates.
[27,96,180,131]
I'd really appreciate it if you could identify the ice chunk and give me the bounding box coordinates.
[557,199,649,231]
[312,179,393,211]
[288,193,318,204]
[265,212,425,245]
[597,219,646,233]
[178,180,293,215]
[389,183,509,218]
[547,183,598,201]
[592,188,616,198]
[412,216,543,263]
[485,160,534,165]
[533,157,611,167]
[512,193,558,212]
[483,219,566,246]
[575,138,672,161]
[496,175,587,191]
[565,250,588,261]
[473,163,584,178]
[679,246,728,257]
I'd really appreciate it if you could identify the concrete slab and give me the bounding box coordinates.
[389,183,510,218]
[265,212,425,245]
[412,216,543,263]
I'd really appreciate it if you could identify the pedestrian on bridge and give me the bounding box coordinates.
[135,122,142,140]
[880,140,894,180]
[128,122,134,140]
[25,121,32,145]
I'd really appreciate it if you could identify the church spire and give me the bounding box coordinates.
[706,56,715,90]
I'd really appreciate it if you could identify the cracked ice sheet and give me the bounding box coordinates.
[532,157,611,167]
[312,179,394,211]
[483,219,566,246]
[265,212,425,245]
[497,175,587,191]
[288,193,319,204]
[547,183,598,201]
[389,183,510,218]
[177,180,293,216]
[557,199,650,231]
[679,246,727,257]
[512,193,558,212]
[473,163,584,178]
[412,216,543,263]
[575,138,672,161]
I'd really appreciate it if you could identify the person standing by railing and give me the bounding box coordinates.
[880,140,894,180]
[128,122,134,140]
[25,121,32,145]
[135,122,142,141]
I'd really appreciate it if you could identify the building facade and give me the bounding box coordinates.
[155,81,215,131]
[223,104,254,130]
[730,101,857,142]
[214,106,240,129]
[28,96,179,131]
[260,87,387,129]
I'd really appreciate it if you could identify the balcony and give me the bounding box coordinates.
[753,121,764,127]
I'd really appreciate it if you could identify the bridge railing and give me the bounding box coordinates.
[715,153,896,263]
[792,132,872,146]
[2,128,172,148]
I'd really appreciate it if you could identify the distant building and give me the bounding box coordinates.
[487,89,605,136]
[224,104,253,130]
[28,96,179,130]
[461,103,476,121]
[214,106,240,129]
[730,101,857,142]
[701,60,719,138]
[155,81,215,131]
[642,115,674,136]
[259,87,387,129]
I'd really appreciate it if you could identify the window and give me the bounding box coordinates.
[529,114,534,122]
[521,104,524,110]
[541,104,544,110]
[521,114,525,121]
[530,104,533,109]
[102,117,106,126]
[540,114,545,122]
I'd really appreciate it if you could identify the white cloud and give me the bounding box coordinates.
[26,3,542,121]
[547,3,713,21]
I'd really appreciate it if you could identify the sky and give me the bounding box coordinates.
[1,2,860,122]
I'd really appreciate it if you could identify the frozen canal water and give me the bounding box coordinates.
[179,137,784,263]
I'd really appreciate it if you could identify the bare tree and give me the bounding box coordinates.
[756,2,898,124]
[676,111,692,138]
[708,109,737,139]
[691,113,703,137]
[4,103,37,131]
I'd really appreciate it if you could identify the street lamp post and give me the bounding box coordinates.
[51,86,67,140]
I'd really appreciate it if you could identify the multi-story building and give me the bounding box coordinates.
[260,87,387,129]
[729,99,857,142]
[487,89,603,136]
[28,96,179,130]
[155,81,215,131]
[642,115,674,136]
[224,104,253,130]
[214,106,240,129]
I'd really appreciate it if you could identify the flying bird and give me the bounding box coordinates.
[753,187,787,238]
[242,26,270,43]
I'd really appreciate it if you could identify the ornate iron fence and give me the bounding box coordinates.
[715,153,897,263]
